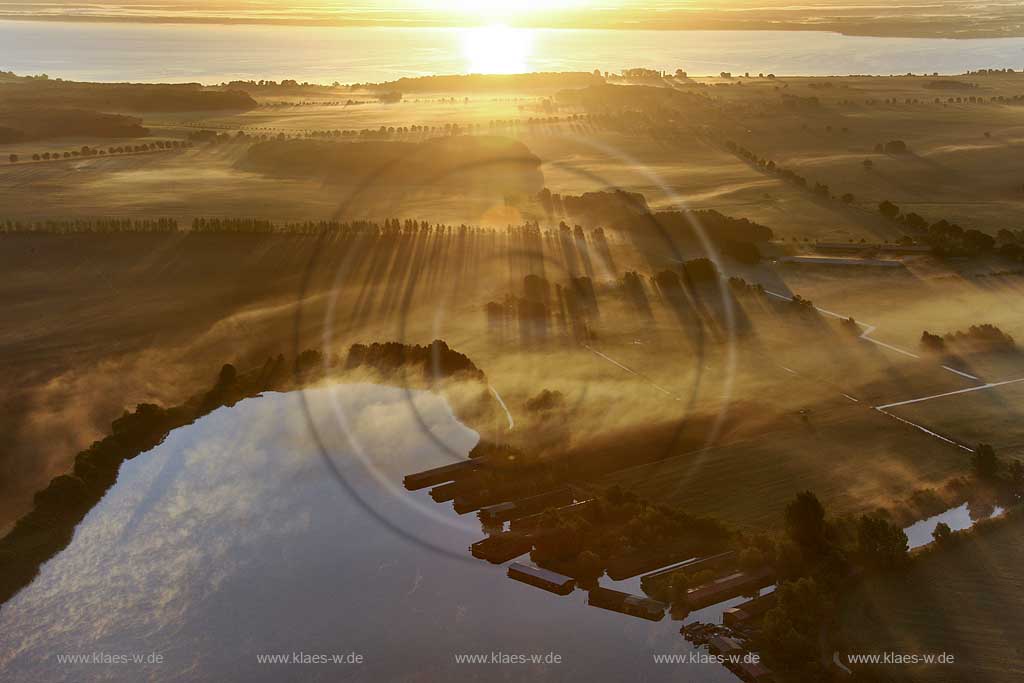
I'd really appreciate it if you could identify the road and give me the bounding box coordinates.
[488,385,515,431]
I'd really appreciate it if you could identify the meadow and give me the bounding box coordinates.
[840,511,1024,682]
[3,69,1024,539]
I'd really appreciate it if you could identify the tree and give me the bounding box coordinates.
[8,154,17,163]
[739,546,765,570]
[575,550,604,582]
[774,538,805,580]
[963,229,995,252]
[758,578,832,679]
[784,491,826,550]
[878,200,900,219]
[841,192,855,203]
[216,363,238,387]
[683,257,718,282]
[1009,460,1024,491]
[972,443,1000,479]
[294,349,324,375]
[920,331,945,353]
[857,514,908,569]
[669,574,690,612]
[902,212,928,230]
[932,521,953,544]
[689,569,715,587]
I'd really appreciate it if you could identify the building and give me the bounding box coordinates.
[723,591,777,628]
[588,587,666,621]
[686,568,775,610]
[708,635,744,656]
[470,533,533,564]
[510,499,596,532]
[736,660,774,682]
[642,551,736,582]
[477,488,574,526]
[403,459,481,490]
[507,562,575,595]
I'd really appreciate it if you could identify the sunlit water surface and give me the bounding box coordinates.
[903,501,1005,550]
[0,384,738,682]
[2,22,1024,83]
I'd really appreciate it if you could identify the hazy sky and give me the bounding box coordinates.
[0,0,1000,33]
[0,1,606,25]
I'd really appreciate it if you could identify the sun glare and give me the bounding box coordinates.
[460,25,534,75]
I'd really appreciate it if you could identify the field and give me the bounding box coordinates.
[839,511,1024,682]
[889,381,1024,460]
[4,70,1024,538]
[4,72,1024,238]
[777,266,1024,375]
[0,228,988,533]
[596,399,969,528]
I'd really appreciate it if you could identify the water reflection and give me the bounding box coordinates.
[903,501,1006,550]
[4,23,1024,84]
[0,384,737,682]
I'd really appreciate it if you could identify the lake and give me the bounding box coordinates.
[2,21,1024,84]
[0,384,738,682]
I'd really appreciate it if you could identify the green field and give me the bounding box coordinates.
[839,511,1024,682]
[890,380,1024,460]
[595,396,969,528]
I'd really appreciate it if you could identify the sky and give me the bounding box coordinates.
[0,0,601,22]
[0,1,1000,35]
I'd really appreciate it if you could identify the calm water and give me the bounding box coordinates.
[0,384,737,682]
[2,21,1024,84]
[903,501,1005,550]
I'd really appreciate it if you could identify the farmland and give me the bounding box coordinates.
[839,511,1024,682]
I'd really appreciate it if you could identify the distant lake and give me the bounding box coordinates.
[0,384,738,682]
[2,21,1024,84]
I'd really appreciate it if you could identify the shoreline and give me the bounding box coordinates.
[0,343,501,610]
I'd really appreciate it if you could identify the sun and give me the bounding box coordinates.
[460,25,534,75]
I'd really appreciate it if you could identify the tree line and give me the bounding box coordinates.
[0,218,179,233]
[8,140,189,164]
[875,199,1004,256]
[0,217,515,236]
